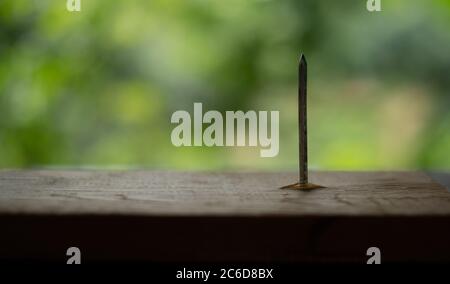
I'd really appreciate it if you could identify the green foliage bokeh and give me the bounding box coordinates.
[0,0,449,170]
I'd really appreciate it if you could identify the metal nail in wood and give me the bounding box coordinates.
[281,54,324,190]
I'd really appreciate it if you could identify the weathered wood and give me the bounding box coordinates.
[0,170,449,216]
[0,170,449,263]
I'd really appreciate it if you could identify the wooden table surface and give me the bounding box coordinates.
[0,170,449,263]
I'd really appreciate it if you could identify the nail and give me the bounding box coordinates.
[281,54,324,190]
[299,54,308,185]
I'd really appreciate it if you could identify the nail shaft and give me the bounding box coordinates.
[299,54,308,185]
[281,53,323,190]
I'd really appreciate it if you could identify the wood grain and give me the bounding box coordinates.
[0,170,449,216]
[1,170,449,262]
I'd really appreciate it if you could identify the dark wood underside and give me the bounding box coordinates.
[0,170,449,262]
[1,215,449,263]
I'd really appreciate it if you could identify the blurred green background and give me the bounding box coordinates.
[0,0,449,170]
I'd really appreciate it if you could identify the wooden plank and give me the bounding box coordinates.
[429,171,450,191]
[0,170,449,216]
[0,170,449,263]
[1,215,449,263]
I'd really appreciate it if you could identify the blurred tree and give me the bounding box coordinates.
[0,0,448,170]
